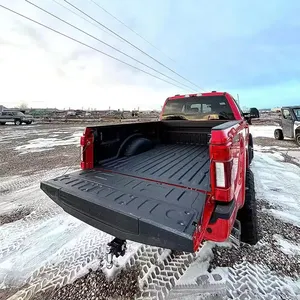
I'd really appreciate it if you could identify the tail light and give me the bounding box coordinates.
[210,144,234,202]
[80,128,94,170]
[214,160,233,189]
[215,162,225,187]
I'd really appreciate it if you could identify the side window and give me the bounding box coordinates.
[282,109,291,119]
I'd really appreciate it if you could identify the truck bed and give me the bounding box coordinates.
[41,144,210,252]
[102,143,210,191]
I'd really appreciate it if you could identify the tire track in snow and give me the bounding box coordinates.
[6,228,112,300]
[0,168,77,195]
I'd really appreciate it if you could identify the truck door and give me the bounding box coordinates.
[282,109,294,138]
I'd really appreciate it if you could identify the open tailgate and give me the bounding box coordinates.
[41,169,207,252]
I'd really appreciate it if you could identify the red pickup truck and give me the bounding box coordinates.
[41,91,259,266]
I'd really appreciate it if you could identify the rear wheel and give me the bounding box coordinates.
[248,134,254,165]
[26,121,32,125]
[0,122,5,125]
[296,133,300,146]
[237,169,258,245]
[14,119,22,126]
[274,129,284,140]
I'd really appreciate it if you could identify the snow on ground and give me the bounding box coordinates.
[274,235,300,256]
[250,125,300,166]
[14,132,83,154]
[0,169,123,299]
[250,125,278,138]
[0,124,300,299]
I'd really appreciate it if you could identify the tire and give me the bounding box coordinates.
[0,122,5,125]
[14,119,22,126]
[248,134,254,165]
[274,129,284,140]
[237,169,259,245]
[296,133,300,146]
[26,121,32,125]
[124,137,153,157]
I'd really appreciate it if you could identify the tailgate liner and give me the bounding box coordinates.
[41,168,208,252]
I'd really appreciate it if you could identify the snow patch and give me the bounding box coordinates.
[253,151,300,215]
[269,209,300,228]
[274,235,300,256]
[14,131,82,154]
[250,125,278,138]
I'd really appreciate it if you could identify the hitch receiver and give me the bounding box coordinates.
[105,238,127,269]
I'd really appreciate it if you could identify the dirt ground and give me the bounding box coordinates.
[0,123,94,177]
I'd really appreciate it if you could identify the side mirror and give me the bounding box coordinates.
[249,108,260,119]
[242,112,252,124]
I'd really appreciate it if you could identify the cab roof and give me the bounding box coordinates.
[167,91,228,100]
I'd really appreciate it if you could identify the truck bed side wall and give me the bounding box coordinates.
[89,120,227,166]
[204,120,248,242]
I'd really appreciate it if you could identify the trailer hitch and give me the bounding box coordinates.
[105,238,127,269]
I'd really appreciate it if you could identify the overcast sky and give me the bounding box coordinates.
[1,0,300,110]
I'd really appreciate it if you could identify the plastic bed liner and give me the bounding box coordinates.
[41,144,210,252]
[102,144,210,191]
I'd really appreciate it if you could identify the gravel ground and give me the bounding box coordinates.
[32,267,140,300]
[209,199,300,278]
[0,123,95,177]
[252,118,280,126]
[253,136,298,149]
[0,207,32,225]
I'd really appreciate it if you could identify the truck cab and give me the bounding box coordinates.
[274,106,300,146]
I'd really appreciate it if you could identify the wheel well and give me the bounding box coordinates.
[295,126,300,136]
[117,133,143,157]
[117,134,153,158]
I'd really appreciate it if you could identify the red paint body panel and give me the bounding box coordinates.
[80,127,94,170]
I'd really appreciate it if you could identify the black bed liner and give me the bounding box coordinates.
[102,144,210,191]
[41,144,210,252]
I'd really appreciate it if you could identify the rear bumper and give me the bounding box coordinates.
[204,200,237,242]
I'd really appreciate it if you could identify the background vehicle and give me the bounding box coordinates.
[274,106,300,146]
[41,91,259,267]
[0,110,34,125]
